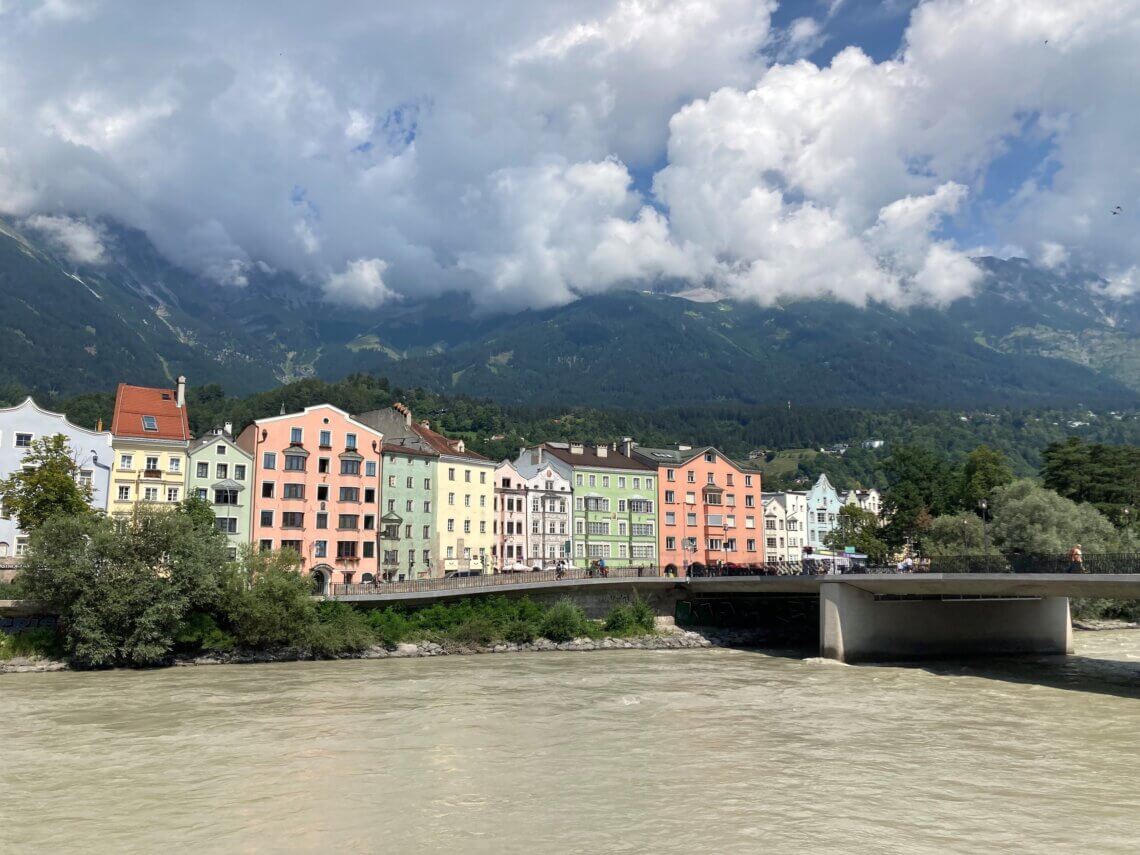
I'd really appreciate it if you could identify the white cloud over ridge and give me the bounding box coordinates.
[0,0,1138,311]
[22,214,108,265]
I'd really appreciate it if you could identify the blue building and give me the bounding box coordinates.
[0,397,113,558]
[805,474,843,550]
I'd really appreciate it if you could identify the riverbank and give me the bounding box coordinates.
[0,626,738,674]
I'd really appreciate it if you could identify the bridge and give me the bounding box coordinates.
[329,556,1140,663]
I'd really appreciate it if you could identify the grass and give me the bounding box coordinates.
[0,628,64,661]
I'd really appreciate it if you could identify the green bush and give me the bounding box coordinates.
[539,599,591,642]
[175,612,236,652]
[365,608,413,647]
[603,605,638,635]
[1071,598,1140,622]
[447,616,497,647]
[628,597,657,633]
[0,627,63,660]
[306,602,375,656]
[503,618,536,644]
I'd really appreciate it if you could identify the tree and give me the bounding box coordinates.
[0,434,94,531]
[824,505,889,563]
[221,545,315,649]
[21,505,230,667]
[957,445,1013,510]
[987,479,1134,555]
[924,512,999,557]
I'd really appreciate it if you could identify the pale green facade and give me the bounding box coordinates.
[188,430,253,558]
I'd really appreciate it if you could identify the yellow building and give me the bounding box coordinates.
[108,378,191,516]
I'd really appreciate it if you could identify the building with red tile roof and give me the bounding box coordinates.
[108,377,192,516]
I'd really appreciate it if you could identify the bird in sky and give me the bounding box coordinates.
[1112,205,1123,215]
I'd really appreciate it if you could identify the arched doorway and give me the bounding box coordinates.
[309,564,333,596]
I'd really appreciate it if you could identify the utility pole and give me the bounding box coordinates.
[979,498,989,554]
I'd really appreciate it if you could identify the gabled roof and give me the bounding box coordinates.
[410,421,490,462]
[542,442,652,471]
[381,436,439,459]
[0,397,111,440]
[189,431,253,458]
[631,445,708,466]
[111,384,190,441]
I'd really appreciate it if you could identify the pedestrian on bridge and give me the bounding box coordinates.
[1068,544,1084,573]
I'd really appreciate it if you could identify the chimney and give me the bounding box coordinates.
[596,444,608,458]
[280,403,287,415]
[96,418,103,432]
[621,437,635,457]
[176,375,186,409]
[569,441,584,455]
[677,444,691,452]
[224,421,233,436]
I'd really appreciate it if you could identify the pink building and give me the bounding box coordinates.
[493,460,528,570]
[237,404,383,593]
[631,444,764,575]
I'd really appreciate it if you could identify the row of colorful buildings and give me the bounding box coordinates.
[0,379,880,589]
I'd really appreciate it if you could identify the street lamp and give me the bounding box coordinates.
[979,498,989,555]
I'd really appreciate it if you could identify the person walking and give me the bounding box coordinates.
[1068,543,1084,573]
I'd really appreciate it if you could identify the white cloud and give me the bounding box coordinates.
[0,0,1136,311]
[22,214,108,265]
[323,258,400,308]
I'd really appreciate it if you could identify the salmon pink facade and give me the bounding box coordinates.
[631,444,763,575]
[237,404,383,593]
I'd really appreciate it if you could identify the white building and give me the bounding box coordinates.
[493,460,528,569]
[762,492,809,563]
[509,446,574,566]
[842,488,883,518]
[0,398,113,558]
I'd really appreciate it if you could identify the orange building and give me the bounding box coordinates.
[237,404,383,593]
[631,444,763,575]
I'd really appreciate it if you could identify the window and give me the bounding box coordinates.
[666,536,676,550]
[665,512,676,525]
[633,477,641,489]
[665,490,675,503]
[263,452,277,470]
[345,433,357,450]
[576,474,583,486]
[447,518,455,532]
[422,525,430,539]
[424,477,431,489]
[629,499,653,514]
[341,459,361,476]
[686,492,696,504]
[262,482,276,499]
[317,485,329,502]
[747,539,757,552]
[364,488,375,503]
[314,540,327,558]
[15,432,33,447]
[338,515,359,529]
[319,430,332,447]
[339,487,360,502]
[196,462,209,478]
[145,456,160,471]
[423,549,431,565]
[363,542,375,559]
[405,499,413,512]
[767,537,777,550]
[448,467,456,481]
[817,511,827,523]
[446,546,455,559]
[588,475,595,487]
[284,454,305,472]
[587,521,610,535]
[602,475,610,488]
[282,512,304,528]
[666,470,675,482]
[708,538,723,551]
[217,445,226,456]
[618,499,627,513]
[337,541,358,559]
[745,495,755,508]
[617,476,626,489]
[464,470,471,483]
[283,483,305,500]
[214,489,238,505]
[169,458,180,473]
[584,498,610,512]
[707,473,716,485]
[632,523,654,537]
[687,513,698,526]
[281,540,303,553]
[166,487,179,502]
[424,500,431,513]
[137,415,159,432]
[216,463,228,479]
[464,494,471,508]
[448,492,456,506]
[216,518,238,534]
[318,458,330,474]
[259,539,273,552]
[365,461,377,477]
[463,520,471,534]
[632,544,655,560]
[120,453,133,469]
[144,487,159,501]
[260,510,274,527]
[618,522,627,536]
[746,516,756,529]
[766,519,777,531]
[290,427,303,444]
[687,471,696,483]
[196,488,208,501]
[316,512,328,529]
[117,486,130,501]
[745,475,753,487]
[234,464,246,481]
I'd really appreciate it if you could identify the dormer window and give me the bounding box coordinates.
[142,416,159,432]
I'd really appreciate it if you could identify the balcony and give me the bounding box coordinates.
[142,469,163,479]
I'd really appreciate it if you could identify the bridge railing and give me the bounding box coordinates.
[331,565,663,597]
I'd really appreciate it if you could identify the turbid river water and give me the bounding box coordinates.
[2,631,1140,854]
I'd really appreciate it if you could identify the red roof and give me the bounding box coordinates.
[410,421,489,461]
[110,383,191,441]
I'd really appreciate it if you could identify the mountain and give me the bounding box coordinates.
[2,215,1140,409]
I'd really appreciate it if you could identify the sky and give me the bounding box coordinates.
[1,0,1138,311]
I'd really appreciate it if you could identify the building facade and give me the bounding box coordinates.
[632,444,764,574]
[512,446,573,566]
[805,474,843,550]
[188,424,253,558]
[108,379,191,517]
[378,442,438,581]
[357,404,493,575]
[842,488,883,518]
[493,461,529,569]
[762,492,809,563]
[237,404,383,592]
[541,441,658,568]
[0,397,113,559]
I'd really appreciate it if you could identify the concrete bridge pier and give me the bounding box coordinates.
[819,582,1074,664]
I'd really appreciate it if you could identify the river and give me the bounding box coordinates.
[2,631,1139,853]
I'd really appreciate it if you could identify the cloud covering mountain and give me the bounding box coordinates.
[1,0,1138,311]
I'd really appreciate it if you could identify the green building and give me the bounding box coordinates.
[188,426,253,558]
[541,441,658,568]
